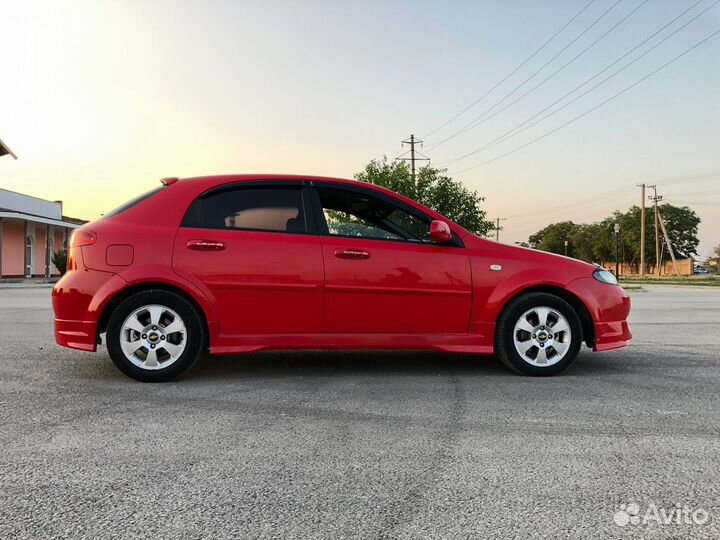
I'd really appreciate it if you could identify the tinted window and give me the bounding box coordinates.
[103,186,165,218]
[316,187,433,243]
[183,187,307,233]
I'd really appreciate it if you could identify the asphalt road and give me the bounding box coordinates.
[0,285,718,540]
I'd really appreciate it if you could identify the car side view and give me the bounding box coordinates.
[52,175,631,382]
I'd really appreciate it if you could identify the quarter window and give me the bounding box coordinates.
[183,187,307,233]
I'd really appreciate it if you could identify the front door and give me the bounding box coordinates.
[311,183,472,334]
[173,182,324,335]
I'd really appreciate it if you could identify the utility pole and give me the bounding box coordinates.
[637,184,646,276]
[396,134,430,188]
[614,223,620,280]
[648,186,662,275]
[657,209,680,276]
[494,217,507,242]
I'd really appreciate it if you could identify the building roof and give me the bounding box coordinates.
[0,211,83,229]
[0,187,63,220]
[0,188,85,228]
[0,138,17,160]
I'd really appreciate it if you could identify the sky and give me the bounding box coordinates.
[1,0,718,257]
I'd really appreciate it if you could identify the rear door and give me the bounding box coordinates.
[310,182,472,334]
[173,181,324,334]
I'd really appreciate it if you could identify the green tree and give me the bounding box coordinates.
[355,157,494,236]
[528,221,579,256]
[705,244,720,274]
[527,203,701,265]
[656,204,700,259]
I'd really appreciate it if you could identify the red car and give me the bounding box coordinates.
[52,175,631,381]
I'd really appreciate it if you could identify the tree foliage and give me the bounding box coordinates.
[52,250,68,275]
[528,204,701,264]
[355,157,494,236]
[705,244,720,274]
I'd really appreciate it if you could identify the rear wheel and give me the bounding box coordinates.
[495,292,582,376]
[106,290,205,382]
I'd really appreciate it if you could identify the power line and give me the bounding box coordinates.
[664,200,720,206]
[504,186,632,221]
[451,27,720,174]
[502,170,720,223]
[656,170,720,186]
[426,0,624,151]
[438,0,709,168]
[434,0,649,156]
[420,0,597,140]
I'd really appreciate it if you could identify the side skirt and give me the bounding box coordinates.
[210,332,494,355]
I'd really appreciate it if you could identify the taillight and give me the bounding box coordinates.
[70,230,97,247]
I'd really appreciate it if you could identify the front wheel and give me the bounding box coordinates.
[495,292,582,376]
[106,290,205,382]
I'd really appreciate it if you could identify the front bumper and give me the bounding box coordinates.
[593,320,632,351]
[566,277,632,351]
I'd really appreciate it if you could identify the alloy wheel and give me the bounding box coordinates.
[119,304,187,370]
[512,306,572,367]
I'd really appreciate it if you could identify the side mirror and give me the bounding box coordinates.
[430,220,452,244]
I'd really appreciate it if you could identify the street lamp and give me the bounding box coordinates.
[564,240,568,257]
[614,223,620,280]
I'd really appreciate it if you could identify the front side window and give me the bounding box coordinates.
[315,187,433,243]
[183,187,307,233]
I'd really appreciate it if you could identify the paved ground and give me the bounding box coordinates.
[0,286,718,539]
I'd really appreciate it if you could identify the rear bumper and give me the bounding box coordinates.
[54,318,98,351]
[52,269,127,352]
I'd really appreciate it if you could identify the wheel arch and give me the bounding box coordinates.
[96,282,211,349]
[495,285,595,348]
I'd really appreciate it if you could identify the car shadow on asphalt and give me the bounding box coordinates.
[185,349,625,381]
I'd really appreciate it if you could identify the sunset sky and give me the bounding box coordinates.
[1,0,718,256]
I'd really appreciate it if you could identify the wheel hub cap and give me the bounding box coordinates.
[119,304,187,371]
[512,306,572,367]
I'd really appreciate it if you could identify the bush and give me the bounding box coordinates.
[52,250,68,275]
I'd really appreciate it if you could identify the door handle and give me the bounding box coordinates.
[187,239,226,251]
[334,248,370,260]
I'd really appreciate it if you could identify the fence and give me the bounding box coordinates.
[602,258,694,276]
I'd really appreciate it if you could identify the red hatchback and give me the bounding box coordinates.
[53,175,631,381]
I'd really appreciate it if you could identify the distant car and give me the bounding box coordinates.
[694,265,709,274]
[52,175,631,381]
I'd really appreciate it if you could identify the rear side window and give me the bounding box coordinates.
[103,186,165,218]
[182,187,308,234]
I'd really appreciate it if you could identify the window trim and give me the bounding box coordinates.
[180,181,317,236]
[308,181,465,248]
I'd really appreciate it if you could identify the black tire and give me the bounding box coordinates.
[495,292,582,376]
[106,290,205,382]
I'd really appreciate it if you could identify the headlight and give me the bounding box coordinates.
[593,267,618,285]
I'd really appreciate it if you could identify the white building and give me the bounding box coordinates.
[0,188,84,278]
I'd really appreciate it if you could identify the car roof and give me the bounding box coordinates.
[176,174,412,205]
[179,174,358,184]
